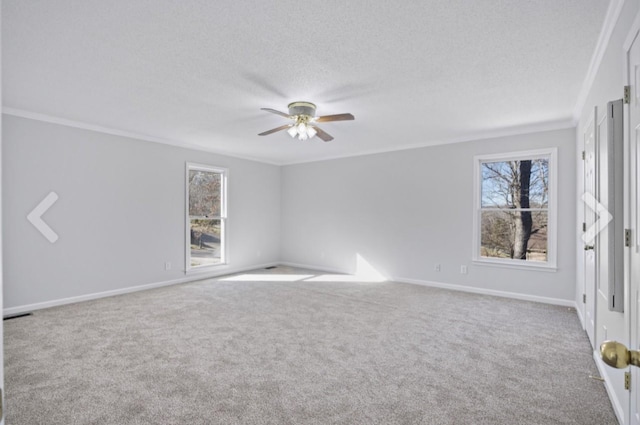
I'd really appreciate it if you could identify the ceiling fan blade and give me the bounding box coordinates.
[261,108,292,119]
[313,126,334,142]
[258,124,291,136]
[315,113,355,123]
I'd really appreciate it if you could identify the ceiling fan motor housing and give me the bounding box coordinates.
[288,101,316,118]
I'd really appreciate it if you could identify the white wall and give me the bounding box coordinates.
[281,128,576,304]
[2,115,281,311]
[574,1,640,422]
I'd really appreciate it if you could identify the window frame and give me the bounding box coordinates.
[472,148,558,271]
[185,162,228,272]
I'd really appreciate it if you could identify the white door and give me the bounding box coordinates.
[0,1,5,421]
[584,109,597,347]
[627,23,640,425]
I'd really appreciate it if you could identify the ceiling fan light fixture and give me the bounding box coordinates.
[259,101,354,142]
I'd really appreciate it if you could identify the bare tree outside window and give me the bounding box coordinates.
[187,166,226,268]
[480,158,549,262]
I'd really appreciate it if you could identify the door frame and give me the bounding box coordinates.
[584,107,598,348]
[0,1,5,422]
[624,11,640,425]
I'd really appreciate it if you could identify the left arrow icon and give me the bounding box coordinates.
[27,192,59,243]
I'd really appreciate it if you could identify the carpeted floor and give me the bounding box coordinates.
[5,266,617,424]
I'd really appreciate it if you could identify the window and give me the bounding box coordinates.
[186,163,227,270]
[473,148,557,269]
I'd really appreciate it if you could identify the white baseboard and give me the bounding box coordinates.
[394,276,576,307]
[593,350,626,425]
[3,261,279,316]
[5,261,577,314]
[282,261,575,307]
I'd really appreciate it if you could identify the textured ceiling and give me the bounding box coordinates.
[3,0,609,165]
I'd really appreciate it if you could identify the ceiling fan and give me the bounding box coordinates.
[258,101,354,142]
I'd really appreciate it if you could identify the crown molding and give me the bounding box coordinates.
[572,0,626,123]
[281,118,575,166]
[2,107,282,166]
[3,108,575,168]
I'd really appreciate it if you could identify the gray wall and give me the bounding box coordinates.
[3,115,281,309]
[281,128,576,303]
[3,115,577,310]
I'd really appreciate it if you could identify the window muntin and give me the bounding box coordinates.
[187,164,227,270]
[473,149,556,269]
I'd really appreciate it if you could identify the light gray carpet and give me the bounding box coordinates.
[5,266,617,424]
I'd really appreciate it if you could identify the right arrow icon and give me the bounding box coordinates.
[27,192,59,243]
[582,192,612,244]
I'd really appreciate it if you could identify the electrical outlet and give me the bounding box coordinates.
[460,265,467,274]
[165,262,171,271]
[435,264,441,272]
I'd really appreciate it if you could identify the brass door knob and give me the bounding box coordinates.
[600,340,640,368]
[584,245,595,251]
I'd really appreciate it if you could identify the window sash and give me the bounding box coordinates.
[472,149,557,270]
[479,207,548,212]
[186,163,228,271]
[190,215,224,219]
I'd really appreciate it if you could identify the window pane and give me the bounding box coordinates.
[190,219,221,267]
[481,159,548,208]
[189,170,221,217]
[480,210,548,262]
[528,159,549,208]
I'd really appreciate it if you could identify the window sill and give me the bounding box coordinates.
[186,263,229,275]
[472,258,557,272]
